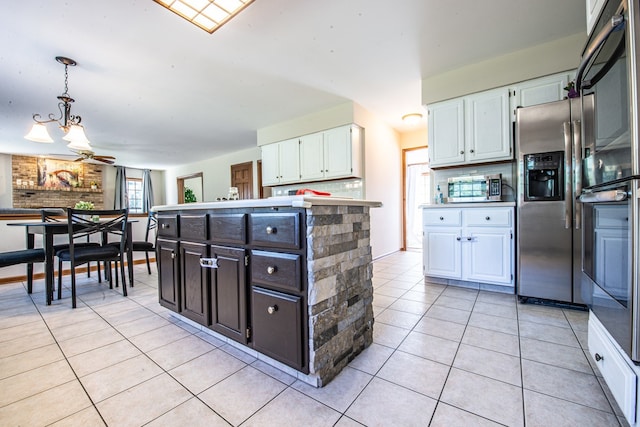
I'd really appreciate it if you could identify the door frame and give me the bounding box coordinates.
[402,146,429,251]
[177,172,203,204]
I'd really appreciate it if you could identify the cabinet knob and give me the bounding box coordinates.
[470,149,475,153]
[467,237,472,241]
[267,266,277,275]
[170,252,175,259]
[595,353,603,362]
[267,305,278,314]
[266,226,277,234]
[485,216,491,221]
[460,150,464,155]
[456,237,461,241]
[439,216,444,221]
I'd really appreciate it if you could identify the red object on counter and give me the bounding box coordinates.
[295,189,331,196]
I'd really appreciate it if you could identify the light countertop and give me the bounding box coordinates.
[153,196,383,212]
[420,201,516,209]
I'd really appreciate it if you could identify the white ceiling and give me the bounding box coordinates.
[0,0,586,170]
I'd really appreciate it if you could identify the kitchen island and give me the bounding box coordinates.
[152,196,381,387]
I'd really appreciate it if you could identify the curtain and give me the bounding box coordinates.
[114,166,128,209]
[142,169,154,212]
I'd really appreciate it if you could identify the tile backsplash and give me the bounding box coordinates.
[270,178,364,199]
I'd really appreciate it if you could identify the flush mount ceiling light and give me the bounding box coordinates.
[154,0,255,33]
[402,113,423,125]
[24,56,92,151]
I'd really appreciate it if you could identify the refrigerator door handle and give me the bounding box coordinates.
[563,122,572,229]
[573,120,582,230]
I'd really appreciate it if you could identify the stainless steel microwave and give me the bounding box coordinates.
[447,174,502,203]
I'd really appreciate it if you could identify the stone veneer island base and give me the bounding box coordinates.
[153,196,381,387]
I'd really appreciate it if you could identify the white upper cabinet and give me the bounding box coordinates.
[428,98,465,167]
[510,72,572,121]
[261,138,300,186]
[299,132,325,181]
[586,0,607,35]
[428,87,511,167]
[262,124,362,186]
[464,87,511,163]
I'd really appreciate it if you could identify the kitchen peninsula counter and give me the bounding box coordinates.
[153,196,381,387]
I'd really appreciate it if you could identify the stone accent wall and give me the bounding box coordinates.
[11,155,104,209]
[306,205,374,386]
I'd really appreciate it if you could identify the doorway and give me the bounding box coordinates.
[402,147,430,250]
[177,172,203,203]
[230,161,254,200]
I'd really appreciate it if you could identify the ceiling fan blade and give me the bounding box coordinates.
[74,157,84,162]
[96,158,115,164]
[95,155,116,160]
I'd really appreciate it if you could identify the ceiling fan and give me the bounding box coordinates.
[72,150,116,165]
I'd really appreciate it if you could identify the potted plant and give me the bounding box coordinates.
[184,187,197,203]
[74,201,98,221]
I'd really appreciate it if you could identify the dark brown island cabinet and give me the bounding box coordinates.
[153,196,382,387]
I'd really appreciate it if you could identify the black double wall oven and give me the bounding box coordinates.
[577,0,640,360]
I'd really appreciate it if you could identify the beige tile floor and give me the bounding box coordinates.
[0,251,628,426]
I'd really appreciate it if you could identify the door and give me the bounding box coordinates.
[180,241,209,325]
[423,228,461,278]
[231,161,253,200]
[428,98,465,167]
[299,132,325,181]
[403,148,429,250]
[278,138,301,184]
[465,228,512,284]
[323,125,353,178]
[209,245,248,344]
[516,100,573,301]
[465,87,511,163]
[157,238,180,312]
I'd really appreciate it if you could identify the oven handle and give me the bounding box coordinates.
[579,190,628,203]
[575,14,625,91]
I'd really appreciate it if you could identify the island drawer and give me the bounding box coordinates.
[251,250,302,292]
[463,208,511,227]
[423,209,462,226]
[251,286,303,371]
[180,214,209,240]
[249,213,301,249]
[157,215,179,238]
[209,213,247,244]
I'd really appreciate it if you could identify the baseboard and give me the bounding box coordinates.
[0,258,156,285]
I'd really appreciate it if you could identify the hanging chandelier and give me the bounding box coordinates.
[24,56,92,151]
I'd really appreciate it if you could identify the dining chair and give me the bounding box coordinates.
[127,211,157,274]
[55,208,128,308]
[42,209,102,289]
[0,248,45,293]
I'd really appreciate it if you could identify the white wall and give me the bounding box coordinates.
[422,33,585,104]
[163,146,262,205]
[353,103,403,259]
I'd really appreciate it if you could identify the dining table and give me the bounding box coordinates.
[8,220,136,305]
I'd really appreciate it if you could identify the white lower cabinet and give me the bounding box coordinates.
[588,313,637,425]
[423,206,514,289]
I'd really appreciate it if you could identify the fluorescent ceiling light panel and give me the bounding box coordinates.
[155,0,255,33]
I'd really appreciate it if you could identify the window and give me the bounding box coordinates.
[127,178,143,213]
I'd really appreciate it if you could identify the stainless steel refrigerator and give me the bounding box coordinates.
[516,95,593,304]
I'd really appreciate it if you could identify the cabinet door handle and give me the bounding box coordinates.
[266,226,277,234]
[171,252,176,259]
[456,237,461,241]
[267,266,277,275]
[161,223,170,229]
[467,237,473,241]
[485,216,491,221]
[267,305,278,314]
[594,353,603,362]
[199,258,219,269]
